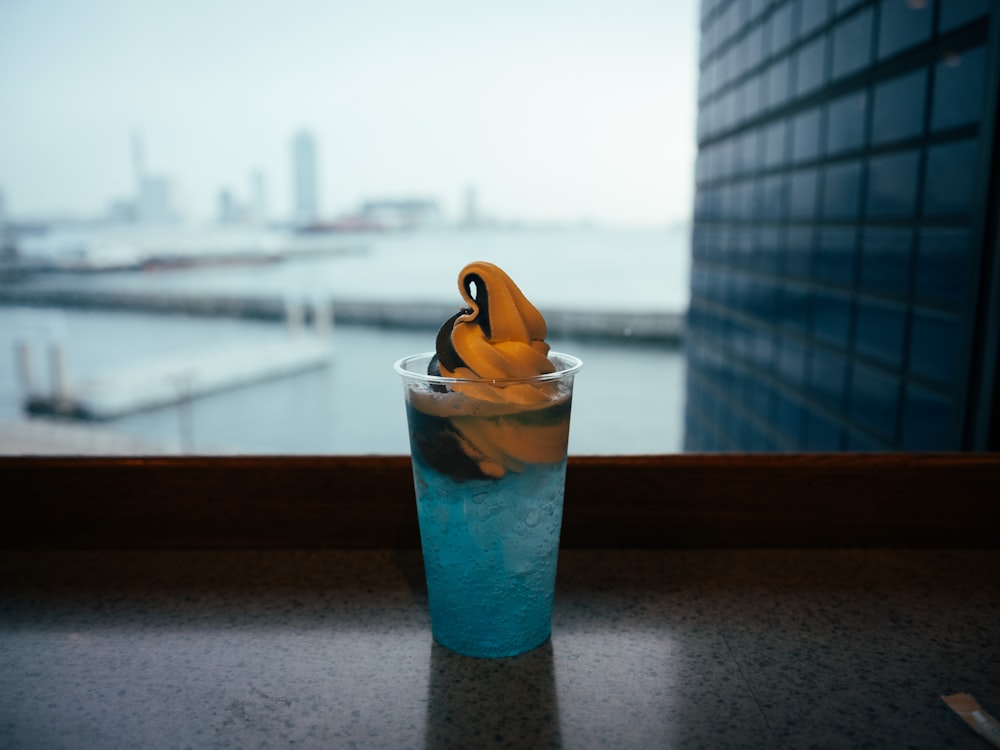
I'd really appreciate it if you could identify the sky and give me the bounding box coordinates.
[0,0,699,227]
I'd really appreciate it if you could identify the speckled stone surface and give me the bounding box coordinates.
[1,549,998,749]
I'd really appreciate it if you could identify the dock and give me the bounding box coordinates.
[21,337,333,421]
[14,300,335,421]
[0,286,685,343]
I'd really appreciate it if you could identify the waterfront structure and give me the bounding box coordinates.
[216,171,268,225]
[291,130,320,227]
[249,169,268,224]
[129,132,177,224]
[217,188,240,224]
[136,175,176,224]
[685,0,999,451]
[132,131,145,205]
[463,185,479,227]
[359,198,442,229]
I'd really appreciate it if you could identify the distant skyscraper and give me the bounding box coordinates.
[132,130,146,200]
[291,130,319,226]
[130,131,176,224]
[249,169,268,224]
[0,187,11,259]
[217,188,240,224]
[463,185,479,227]
[137,175,176,224]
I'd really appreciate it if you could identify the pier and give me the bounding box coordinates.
[22,338,332,420]
[13,302,334,421]
[0,286,685,343]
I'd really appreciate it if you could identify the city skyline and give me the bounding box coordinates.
[0,0,698,227]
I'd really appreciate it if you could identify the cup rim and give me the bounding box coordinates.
[393,351,582,386]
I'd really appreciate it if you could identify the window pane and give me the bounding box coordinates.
[938,0,990,32]
[792,107,823,163]
[832,7,873,80]
[769,1,796,56]
[849,364,900,444]
[822,161,863,218]
[825,91,868,155]
[768,57,794,111]
[860,228,913,299]
[902,383,954,449]
[872,68,927,145]
[799,0,832,37]
[5,0,998,459]
[813,290,853,349]
[763,121,789,168]
[914,228,970,309]
[809,348,849,411]
[878,0,934,60]
[795,34,829,97]
[788,170,820,220]
[816,227,858,287]
[932,46,988,132]
[866,150,921,218]
[923,139,979,216]
[909,310,962,388]
[0,1,697,457]
[855,299,907,369]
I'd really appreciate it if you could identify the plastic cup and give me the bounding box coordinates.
[394,351,582,658]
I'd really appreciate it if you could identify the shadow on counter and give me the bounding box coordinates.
[424,639,561,749]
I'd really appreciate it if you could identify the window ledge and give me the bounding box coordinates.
[2,454,997,549]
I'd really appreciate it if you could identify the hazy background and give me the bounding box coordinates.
[0,0,699,227]
[0,0,697,455]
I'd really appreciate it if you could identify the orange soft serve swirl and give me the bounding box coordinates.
[409,261,570,479]
[430,261,555,383]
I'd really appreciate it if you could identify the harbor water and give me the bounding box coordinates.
[0,226,689,455]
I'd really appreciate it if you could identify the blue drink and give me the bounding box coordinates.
[395,352,581,658]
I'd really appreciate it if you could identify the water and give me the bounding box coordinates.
[18,225,691,312]
[1,225,689,454]
[415,462,567,657]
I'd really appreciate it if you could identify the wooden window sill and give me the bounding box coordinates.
[2,454,997,549]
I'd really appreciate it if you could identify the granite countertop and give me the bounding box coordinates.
[1,548,998,749]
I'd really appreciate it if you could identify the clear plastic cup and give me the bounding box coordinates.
[394,351,582,658]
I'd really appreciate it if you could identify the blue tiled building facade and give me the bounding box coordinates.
[685,0,999,451]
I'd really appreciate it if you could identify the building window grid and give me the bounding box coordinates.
[687,0,993,451]
[698,3,988,130]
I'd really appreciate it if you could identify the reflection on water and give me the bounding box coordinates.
[425,640,561,749]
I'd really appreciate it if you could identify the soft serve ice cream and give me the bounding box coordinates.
[405,261,574,479]
[428,260,555,382]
